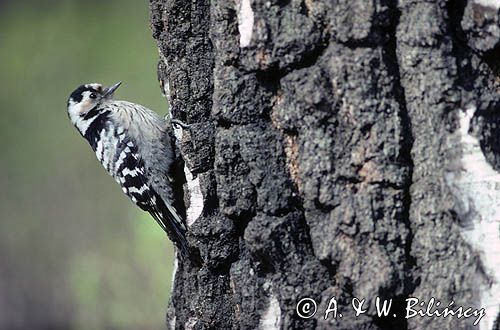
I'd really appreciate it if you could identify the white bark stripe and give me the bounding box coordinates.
[237,0,254,47]
[445,106,500,330]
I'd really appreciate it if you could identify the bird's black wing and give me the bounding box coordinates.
[114,139,189,256]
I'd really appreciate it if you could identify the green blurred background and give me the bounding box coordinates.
[0,1,174,329]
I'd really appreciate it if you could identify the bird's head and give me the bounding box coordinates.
[67,82,121,124]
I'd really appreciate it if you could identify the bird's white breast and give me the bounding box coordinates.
[95,125,121,178]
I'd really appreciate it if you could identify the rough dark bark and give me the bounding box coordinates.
[149,0,500,329]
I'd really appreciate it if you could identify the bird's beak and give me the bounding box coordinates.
[103,81,122,98]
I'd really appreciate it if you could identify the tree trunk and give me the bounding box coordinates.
[149,0,500,329]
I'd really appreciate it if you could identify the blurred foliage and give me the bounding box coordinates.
[0,1,174,329]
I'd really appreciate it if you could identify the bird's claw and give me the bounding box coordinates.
[171,119,190,130]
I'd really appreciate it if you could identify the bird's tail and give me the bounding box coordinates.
[160,205,190,257]
[148,193,194,260]
[161,211,202,264]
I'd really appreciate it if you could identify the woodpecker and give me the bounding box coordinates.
[67,82,190,258]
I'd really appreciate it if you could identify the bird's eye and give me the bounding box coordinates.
[89,93,97,99]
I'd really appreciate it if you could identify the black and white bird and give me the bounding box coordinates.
[67,82,190,257]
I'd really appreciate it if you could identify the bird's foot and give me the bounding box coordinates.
[171,119,190,130]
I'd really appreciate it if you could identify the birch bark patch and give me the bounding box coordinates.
[445,106,500,330]
[237,0,254,48]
